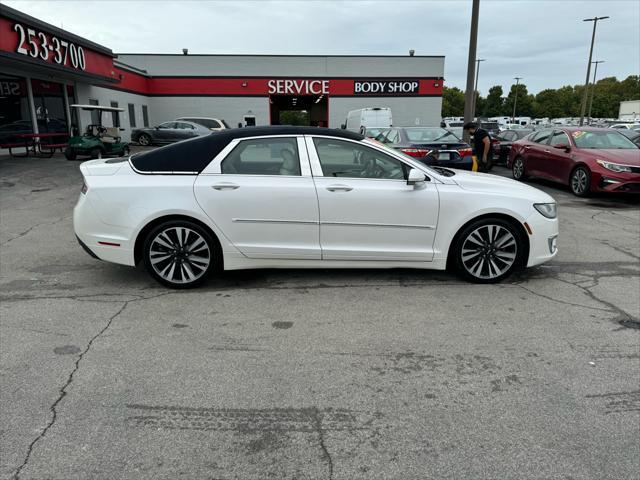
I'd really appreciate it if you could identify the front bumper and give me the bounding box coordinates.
[593,170,640,193]
[524,211,559,267]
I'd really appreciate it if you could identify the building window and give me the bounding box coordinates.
[89,98,100,125]
[110,101,120,127]
[128,103,136,128]
[142,105,149,127]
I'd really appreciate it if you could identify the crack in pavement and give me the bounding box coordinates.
[1,216,68,246]
[10,302,130,479]
[514,282,611,312]
[311,407,334,480]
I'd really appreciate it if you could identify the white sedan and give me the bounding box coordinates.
[73,126,558,288]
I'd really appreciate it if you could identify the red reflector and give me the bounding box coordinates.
[98,241,121,247]
[523,222,533,235]
[458,148,473,157]
[81,181,88,195]
[401,148,429,157]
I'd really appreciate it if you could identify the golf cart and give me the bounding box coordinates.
[65,104,130,160]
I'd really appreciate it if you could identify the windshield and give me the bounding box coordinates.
[405,128,460,143]
[572,130,639,149]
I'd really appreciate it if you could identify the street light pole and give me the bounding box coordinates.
[472,58,485,118]
[511,77,522,123]
[579,16,609,126]
[463,0,480,143]
[587,60,604,123]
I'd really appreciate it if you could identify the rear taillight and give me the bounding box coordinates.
[81,181,88,195]
[458,148,473,157]
[401,148,429,157]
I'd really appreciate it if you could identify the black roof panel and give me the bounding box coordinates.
[130,126,364,173]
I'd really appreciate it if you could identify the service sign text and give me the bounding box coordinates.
[268,79,330,95]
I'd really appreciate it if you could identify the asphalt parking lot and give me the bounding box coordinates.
[1,150,639,480]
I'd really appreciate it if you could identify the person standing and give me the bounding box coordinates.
[463,122,493,172]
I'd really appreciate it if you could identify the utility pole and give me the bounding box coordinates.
[463,0,480,143]
[587,60,604,123]
[511,77,522,123]
[579,16,609,126]
[472,58,486,119]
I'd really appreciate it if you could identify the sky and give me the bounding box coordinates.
[3,0,639,94]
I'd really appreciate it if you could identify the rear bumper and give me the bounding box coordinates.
[73,193,136,266]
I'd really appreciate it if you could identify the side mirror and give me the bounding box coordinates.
[554,143,570,152]
[407,168,427,186]
[154,126,160,130]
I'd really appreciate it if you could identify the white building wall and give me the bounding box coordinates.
[329,97,442,128]
[148,97,270,129]
[619,100,640,120]
[75,84,150,141]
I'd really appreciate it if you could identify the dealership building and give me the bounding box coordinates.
[1,4,444,143]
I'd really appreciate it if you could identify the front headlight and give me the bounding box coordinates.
[596,159,632,173]
[534,203,557,219]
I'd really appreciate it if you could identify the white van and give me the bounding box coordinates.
[344,108,392,135]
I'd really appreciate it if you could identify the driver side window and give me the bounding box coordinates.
[313,138,408,180]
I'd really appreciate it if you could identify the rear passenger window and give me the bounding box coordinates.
[532,130,552,144]
[221,138,301,176]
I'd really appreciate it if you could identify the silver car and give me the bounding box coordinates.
[132,121,212,146]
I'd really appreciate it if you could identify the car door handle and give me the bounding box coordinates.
[326,185,353,192]
[524,145,531,149]
[211,183,240,190]
[544,149,550,153]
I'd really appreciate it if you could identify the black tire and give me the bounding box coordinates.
[570,166,591,197]
[90,147,103,160]
[64,147,77,161]
[512,156,527,180]
[143,220,217,289]
[137,134,152,146]
[119,146,130,157]
[452,217,525,284]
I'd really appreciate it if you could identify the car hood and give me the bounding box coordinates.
[450,170,554,201]
[588,149,640,165]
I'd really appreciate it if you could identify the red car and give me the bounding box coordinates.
[508,127,640,196]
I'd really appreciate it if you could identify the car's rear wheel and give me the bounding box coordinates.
[90,147,103,159]
[64,147,77,161]
[570,166,591,197]
[143,221,216,288]
[512,156,527,180]
[137,134,151,146]
[453,218,525,283]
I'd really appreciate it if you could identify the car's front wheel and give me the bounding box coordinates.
[453,218,525,283]
[143,221,216,288]
[512,156,527,180]
[137,134,151,146]
[570,166,591,197]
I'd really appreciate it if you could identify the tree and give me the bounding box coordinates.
[504,83,534,118]
[482,85,503,117]
[442,86,465,117]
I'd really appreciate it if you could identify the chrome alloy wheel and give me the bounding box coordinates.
[460,224,518,280]
[513,157,524,179]
[138,134,150,146]
[148,227,211,284]
[571,168,588,195]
